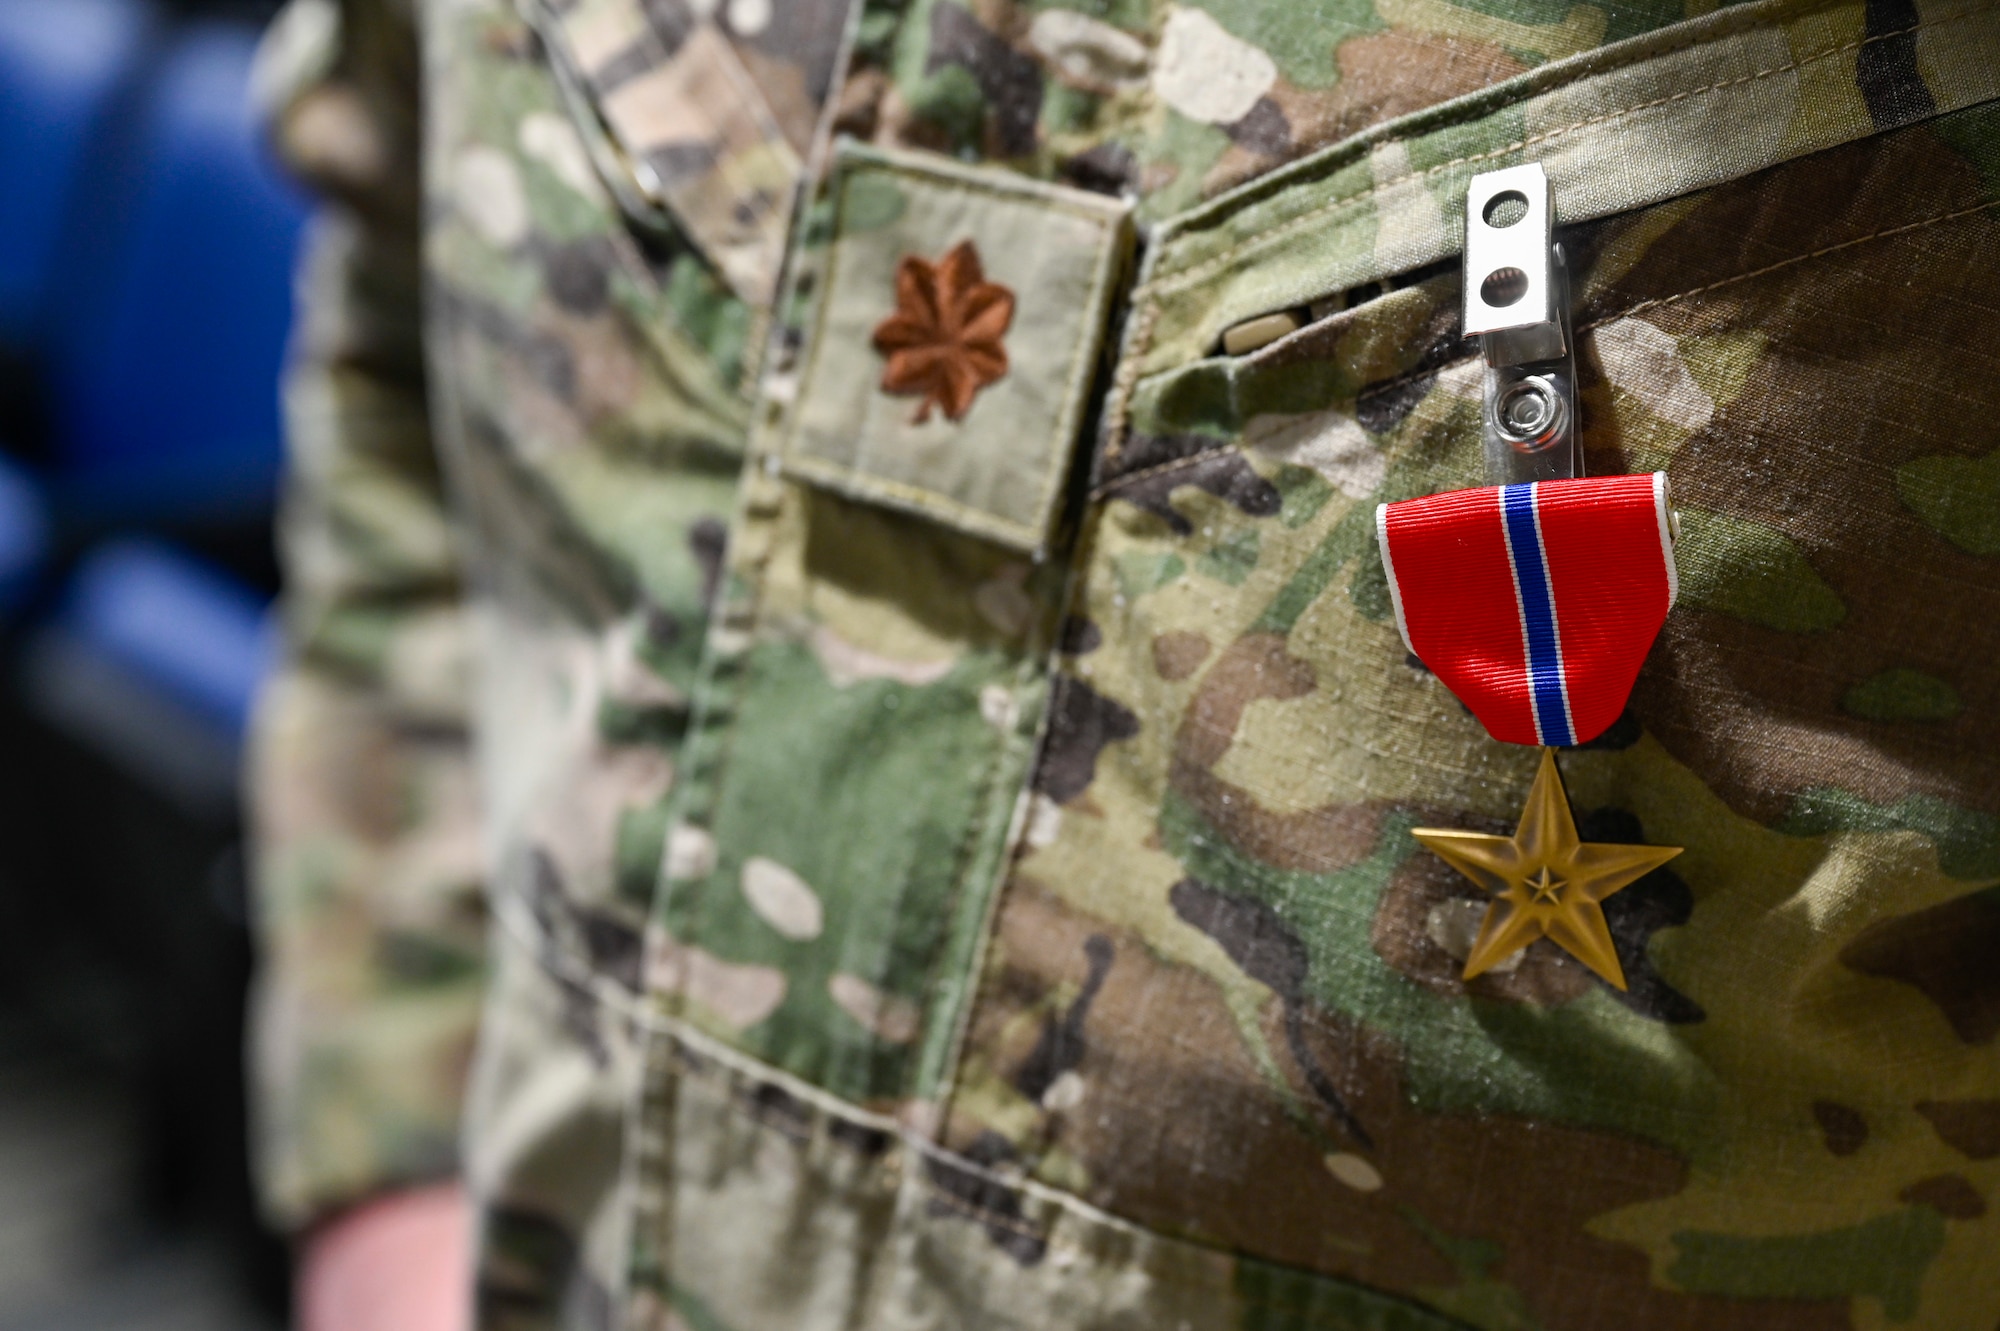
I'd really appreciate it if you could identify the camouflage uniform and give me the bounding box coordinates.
[247,0,2000,1324]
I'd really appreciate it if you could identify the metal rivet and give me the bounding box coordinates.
[1502,382,1553,433]
[1491,375,1568,453]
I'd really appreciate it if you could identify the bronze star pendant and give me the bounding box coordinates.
[1413,749,1682,990]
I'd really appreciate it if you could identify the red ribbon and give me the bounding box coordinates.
[1377,473,1677,746]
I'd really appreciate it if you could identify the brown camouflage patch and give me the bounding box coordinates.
[1601,124,2000,824]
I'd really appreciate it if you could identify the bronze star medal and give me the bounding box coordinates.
[1414,749,1682,989]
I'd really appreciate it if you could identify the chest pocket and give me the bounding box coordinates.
[646,142,1133,1105]
[928,16,2000,1326]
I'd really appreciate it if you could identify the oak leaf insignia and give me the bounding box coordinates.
[871,240,1015,423]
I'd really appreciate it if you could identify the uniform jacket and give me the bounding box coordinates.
[247,0,2000,1325]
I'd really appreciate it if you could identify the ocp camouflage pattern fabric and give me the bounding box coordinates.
[248,0,2000,1325]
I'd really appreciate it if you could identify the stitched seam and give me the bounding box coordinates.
[846,152,1135,218]
[1095,196,2000,500]
[1154,0,1846,240]
[901,636,1042,1102]
[1097,349,1476,493]
[910,1190,1453,1330]
[1038,210,1132,541]
[783,455,1044,548]
[1578,196,2000,329]
[927,723,1031,1117]
[1091,443,1240,499]
[782,156,869,495]
[1143,6,1984,300]
[1100,298,1159,467]
[929,511,1110,1125]
[646,470,785,1032]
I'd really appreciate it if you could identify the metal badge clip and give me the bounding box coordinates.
[1464,164,1577,484]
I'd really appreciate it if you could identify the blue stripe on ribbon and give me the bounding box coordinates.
[1500,484,1573,747]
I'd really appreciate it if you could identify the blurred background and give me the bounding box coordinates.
[0,0,303,1324]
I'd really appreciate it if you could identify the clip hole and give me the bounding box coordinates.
[1481,190,1529,228]
[1480,266,1529,308]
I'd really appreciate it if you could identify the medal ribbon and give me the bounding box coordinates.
[1376,473,1676,746]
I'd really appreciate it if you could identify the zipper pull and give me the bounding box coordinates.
[1463,164,1577,484]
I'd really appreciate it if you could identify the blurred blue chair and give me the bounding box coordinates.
[0,450,49,612]
[24,538,275,810]
[0,0,158,344]
[45,19,309,526]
